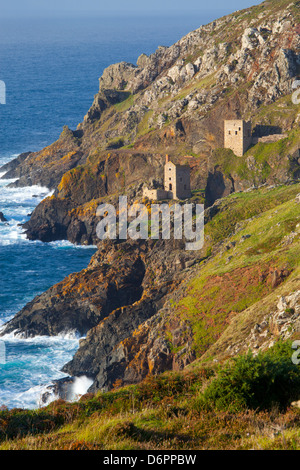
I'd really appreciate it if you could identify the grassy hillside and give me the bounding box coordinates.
[1,181,300,450]
[153,182,300,364]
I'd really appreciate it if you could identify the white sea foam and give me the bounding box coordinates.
[0,182,52,205]
[0,178,97,248]
[0,332,83,409]
[0,177,53,246]
[0,328,82,342]
[0,160,96,409]
[31,375,93,408]
[70,376,94,401]
[0,331,91,409]
[49,240,97,249]
[10,383,60,410]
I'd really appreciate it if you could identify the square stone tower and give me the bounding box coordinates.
[164,155,191,200]
[224,120,252,157]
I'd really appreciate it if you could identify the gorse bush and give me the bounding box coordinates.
[197,342,300,412]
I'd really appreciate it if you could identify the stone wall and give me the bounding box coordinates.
[164,162,177,199]
[142,188,168,200]
[164,162,191,199]
[252,134,288,145]
[176,167,192,199]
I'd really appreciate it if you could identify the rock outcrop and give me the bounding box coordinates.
[0,240,147,337]
[0,212,7,222]
[224,290,300,358]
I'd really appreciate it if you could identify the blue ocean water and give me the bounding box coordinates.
[0,15,204,409]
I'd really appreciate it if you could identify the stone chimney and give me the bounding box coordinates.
[166,154,170,164]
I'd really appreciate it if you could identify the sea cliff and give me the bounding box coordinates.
[1,0,300,397]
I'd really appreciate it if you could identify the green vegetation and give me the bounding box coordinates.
[135,109,155,138]
[173,182,300,358]
[212,126,300,186]
[113,93,134,113]
[106,136,125,149]
[198,342,300,413]
[205,183,300,244]
[172,72,217,102]
[2,342,300,450]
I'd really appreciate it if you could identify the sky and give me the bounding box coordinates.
[1,0,263,19]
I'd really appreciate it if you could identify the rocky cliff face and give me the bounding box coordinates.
[2,182,300,394]
[1,234,201,391]
[1,240,147,337]
[0,0,300,397]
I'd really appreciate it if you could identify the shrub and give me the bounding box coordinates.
[197,342,300,412]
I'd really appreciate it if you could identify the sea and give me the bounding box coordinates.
[0,14,209,409]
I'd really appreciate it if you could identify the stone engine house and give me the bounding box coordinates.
[164,156,191,200]
[224,120,252,156]
[143,155,191,201]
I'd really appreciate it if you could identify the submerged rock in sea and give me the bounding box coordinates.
[40,377,75,404]
[0,212,7,222]
[40,376,94,405]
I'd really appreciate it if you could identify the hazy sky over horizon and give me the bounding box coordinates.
[1,0,263,19]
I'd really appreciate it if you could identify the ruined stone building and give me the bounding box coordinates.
[143,155,191,201]
[164,155,191,200]
[224,120,252,156]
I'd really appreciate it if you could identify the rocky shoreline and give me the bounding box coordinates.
[0,235,202,393]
